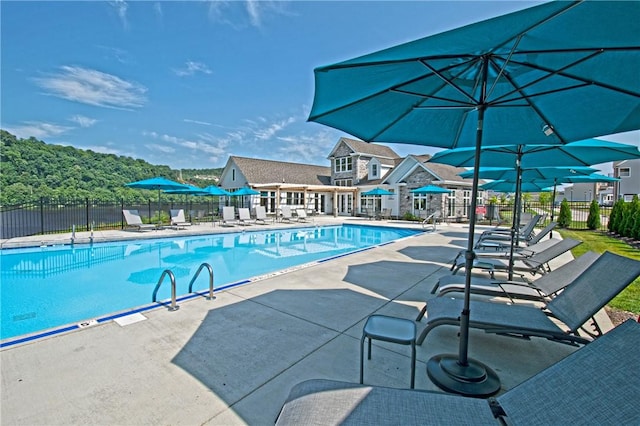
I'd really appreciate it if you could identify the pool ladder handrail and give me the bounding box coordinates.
[189,263,215,300]
[151,269,179,311]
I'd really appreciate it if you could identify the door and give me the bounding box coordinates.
[337,193,353,215]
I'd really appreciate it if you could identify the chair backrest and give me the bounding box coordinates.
[519,214,542,239]
[548,251,640,332]
[238,208,251,220]
[223,206,235,221]
[281,206,292,218]
[255,206,267,219]
[123,209,143,225]
[170,209,186,222]
[497,320,640,424]
[523,238,582,268]
[532,251,600,295]
[296,209,307,218]
[527,221,556,245]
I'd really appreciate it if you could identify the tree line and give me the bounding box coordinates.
[0,130,223,205]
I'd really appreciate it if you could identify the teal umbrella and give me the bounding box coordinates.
[201,186,232,196]
[458,167,598,182]
[481,180,553,193]
[410,185,451,194]
[126,177,189,225]
[361,187,394,196]
[308,1,640,396]
[231,187,260,209]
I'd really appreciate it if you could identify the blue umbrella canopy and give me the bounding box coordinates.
[458,167,598,181]
[361,187,394,196]
[200,186,232,196]
[482,180,553,193]
[411,185,451,194]
[125,177,188,191]
[308,0,640,397]
[231,187,260,196]
[163,184,207,195]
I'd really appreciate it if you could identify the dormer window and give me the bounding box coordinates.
[371,163,378,179]
[369,158,380,179]
[335,157,352,172]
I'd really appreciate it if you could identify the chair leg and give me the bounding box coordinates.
[416,305,427,321]
[410,341,416,389]
[367,337,372,360]
[360,334,366,384]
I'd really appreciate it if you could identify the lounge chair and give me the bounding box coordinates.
[275,320,640,425]
[122,209,156,232]
[475,213,542,247]
[255,206,272,224]
[296,209,309,222]
[222,206,237,226]
[379,208,392,220]
[238,208,254,226]
[280,206,293,222]
[190,209,205,224]
[450,236,561,272]
[451,237,582,278]
[425,251,601,314]
[417,251,640,346]
[476,221,556,251]
[170,209,192,229]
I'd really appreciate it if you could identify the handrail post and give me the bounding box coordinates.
[188,263,215,300]
[151,269,179,311]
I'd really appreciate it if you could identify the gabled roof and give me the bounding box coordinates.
[327,137,400,165]
[229,156,331,186]
[382,154,475,186]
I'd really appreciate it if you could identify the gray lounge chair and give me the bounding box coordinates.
[255,206,271,224]
[122,209,156,231]
[222,206,237,226]
[475,213,542,246]
[238,208,254,226]
[424,252,601,316]
[275,320,640,425]
[418,251,640,346]
[476,221,556,250]
[170,209,192,229]
[296,209,309,222]
[452,237,582,278]
[450,236,560,272]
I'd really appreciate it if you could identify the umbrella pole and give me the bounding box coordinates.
[550,179,558,238]
[507,155,523,281]
[426,103,500,397]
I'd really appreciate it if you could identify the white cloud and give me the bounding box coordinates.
[184,119,212,126]
[34,66,147,109]
[69,115,97,128]
[4,121,73,140]
[173,61,212,77]
[205,0,291,29]
[109,1,129,29]
[253,116,296,140]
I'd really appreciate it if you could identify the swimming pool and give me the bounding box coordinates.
[1,224,419,344]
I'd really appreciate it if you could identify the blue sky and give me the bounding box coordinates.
[2,1,638,172]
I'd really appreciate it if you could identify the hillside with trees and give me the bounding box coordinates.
[0,130,223,205]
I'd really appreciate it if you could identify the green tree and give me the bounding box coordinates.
[609,198,624,233]
[586,199,601,230]
[622,195,640,238]
[558,198,572,228]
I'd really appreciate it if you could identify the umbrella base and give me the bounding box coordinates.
[427,354,500,397]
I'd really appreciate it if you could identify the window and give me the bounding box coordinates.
[371,163,378,178]
[619,167,630,177]
[335,157,352,172]
[335,179,352,187]
[232,168,236,181]
[285,192,304,205]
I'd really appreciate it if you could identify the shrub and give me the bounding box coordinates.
[557,198,572,228]
[622,195,640,238]
[586,199,601,230]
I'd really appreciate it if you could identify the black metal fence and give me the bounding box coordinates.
[0,198,218,239]
[1,198,612,240]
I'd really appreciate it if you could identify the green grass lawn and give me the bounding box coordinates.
[557,229,640,314]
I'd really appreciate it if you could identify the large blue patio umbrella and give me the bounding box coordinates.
[308,0,640,396]
[231,187,260,209]
[361,187,394,196]
[125,177,189,224]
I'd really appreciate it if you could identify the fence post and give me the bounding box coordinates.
[121,198,125,229]
[86,197,90,231]
[148,199,152,222]
[40,197,45,235]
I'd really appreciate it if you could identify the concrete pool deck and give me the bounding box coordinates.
[0,216,612,425]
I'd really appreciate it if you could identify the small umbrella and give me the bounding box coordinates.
[201,186,232,196]
[481,180,554,193]
[411,185,451,215]
[361,187,394,196]
[125,177,189,225]
[308,1,640,396]
[230,187,260,209]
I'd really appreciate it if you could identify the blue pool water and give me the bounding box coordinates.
[1,224,419,342]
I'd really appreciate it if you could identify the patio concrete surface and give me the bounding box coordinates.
[0,217,612,425]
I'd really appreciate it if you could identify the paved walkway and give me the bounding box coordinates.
[0,217,610,425]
